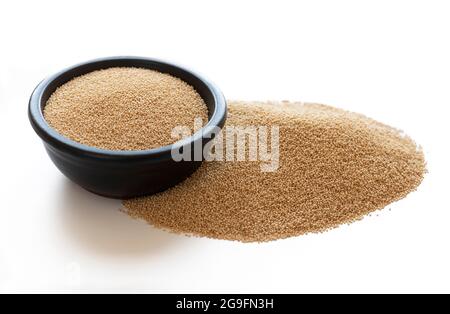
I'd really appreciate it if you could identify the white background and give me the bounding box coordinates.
[0,0,449,294]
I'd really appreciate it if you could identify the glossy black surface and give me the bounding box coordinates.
[29,57,227,199]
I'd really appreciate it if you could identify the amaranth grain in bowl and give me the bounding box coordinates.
[44,67,209,151]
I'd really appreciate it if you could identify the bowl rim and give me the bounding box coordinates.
[28,56,227,161]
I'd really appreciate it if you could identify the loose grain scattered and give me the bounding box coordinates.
[123,101,426,242]
[44,67,208,151]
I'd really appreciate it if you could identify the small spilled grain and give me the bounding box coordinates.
[124,101,426,242]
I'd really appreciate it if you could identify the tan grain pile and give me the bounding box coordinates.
[44,67,208,151]
[123,101,425,242]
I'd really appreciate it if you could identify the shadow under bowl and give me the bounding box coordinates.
[28,56,227,199]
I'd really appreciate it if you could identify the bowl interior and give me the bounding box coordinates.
[30,57,226,159]
[39,57,217,120]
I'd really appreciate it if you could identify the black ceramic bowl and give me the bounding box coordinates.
[29,56,227,199]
